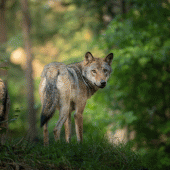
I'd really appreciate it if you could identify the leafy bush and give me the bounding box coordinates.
[92,1,170,168]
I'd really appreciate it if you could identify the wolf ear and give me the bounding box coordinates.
[84,52,95,65]
[104,53,113,66]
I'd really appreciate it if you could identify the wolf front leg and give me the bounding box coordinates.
[64,111,71,143]
[74,103,86,143]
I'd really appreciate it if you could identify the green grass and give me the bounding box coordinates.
[0,136,149,170]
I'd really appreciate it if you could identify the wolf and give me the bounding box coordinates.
[39,52,113,145]
[0,79,10,145]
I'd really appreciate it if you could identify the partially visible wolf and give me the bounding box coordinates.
[39,52,113,145]
[0,79,10,145]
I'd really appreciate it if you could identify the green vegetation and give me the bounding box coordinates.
[0,137,148,170]
[0,0,170,169]
[92,1,170,169]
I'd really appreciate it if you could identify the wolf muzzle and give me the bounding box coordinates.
[99,80,107,88]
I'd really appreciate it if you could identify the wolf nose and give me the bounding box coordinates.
[100,80,106,86]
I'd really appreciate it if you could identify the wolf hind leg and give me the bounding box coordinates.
[53,106,70,141]
[53,72,71,142]
[64,112,71,143]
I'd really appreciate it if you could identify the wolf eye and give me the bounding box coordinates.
[92,70,97,74]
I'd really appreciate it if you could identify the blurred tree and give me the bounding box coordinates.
[121,0,126,14]
[0,0,7,44]
[0,0,8,80]
[20,0,37,141]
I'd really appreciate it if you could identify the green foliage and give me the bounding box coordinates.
[7,63,28,134]
[72,0,116,35]
[3,0,170,169]
[91,0,170,168]
[0,115,18,135]
[0,59,9,70]
[7,34,23,51]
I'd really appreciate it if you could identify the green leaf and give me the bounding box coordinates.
[124,111,137,124]
[0,127,7,134]
[0,66,9,70]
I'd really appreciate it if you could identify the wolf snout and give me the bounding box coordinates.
[100,80,106,88]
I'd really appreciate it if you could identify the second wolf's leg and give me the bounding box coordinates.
[0,81,10,145]
[64,112,71,143]
[1,102,9,145]
[43,123,49,146]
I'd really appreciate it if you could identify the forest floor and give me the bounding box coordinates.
[0,135,151,170]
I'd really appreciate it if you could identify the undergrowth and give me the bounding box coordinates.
[0,136,150,170]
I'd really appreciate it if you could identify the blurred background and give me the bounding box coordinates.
[0,0,170,168]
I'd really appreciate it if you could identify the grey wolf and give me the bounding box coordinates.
[39,52,113,146]
[0,79,10,144]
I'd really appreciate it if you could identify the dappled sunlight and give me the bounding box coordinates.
[48,1,67,12]
[10,47,44,78]
[10,47,26,69]
[39,41,58,59]
[32,59,44,78]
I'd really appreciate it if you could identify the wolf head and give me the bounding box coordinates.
[82,52,113,88]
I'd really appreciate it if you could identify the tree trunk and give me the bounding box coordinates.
[20,0,37,141]
[0,0,8,80]
[121,0,126,15]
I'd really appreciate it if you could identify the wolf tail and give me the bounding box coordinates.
[40,68,59,127]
